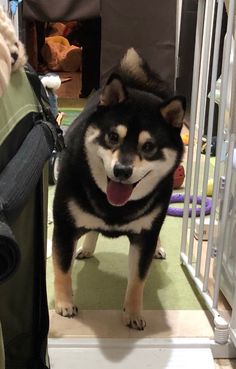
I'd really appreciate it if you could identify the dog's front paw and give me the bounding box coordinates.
[123,308,146,330]
[55,301,78,318]
[76,247,94,259]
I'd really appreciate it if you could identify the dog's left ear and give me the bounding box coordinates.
[100,74,128,106]
[160,96,186,128]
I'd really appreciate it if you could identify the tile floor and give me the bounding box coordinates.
[49,309,236,368]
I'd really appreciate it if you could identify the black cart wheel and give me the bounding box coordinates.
[49,151,60,185]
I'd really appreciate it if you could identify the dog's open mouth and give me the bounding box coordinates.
[106,179,135,206]
[106,170,152,206]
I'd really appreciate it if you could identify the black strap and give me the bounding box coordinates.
[24,64,65,152]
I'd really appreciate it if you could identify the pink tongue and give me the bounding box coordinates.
[106,180,133,206]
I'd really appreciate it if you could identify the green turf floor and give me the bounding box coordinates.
[60,108,83,126]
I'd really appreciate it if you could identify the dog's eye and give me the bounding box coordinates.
[107,131,120,146]
[142,141,156,154]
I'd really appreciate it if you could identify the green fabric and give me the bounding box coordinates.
[0,172,49,369]
[0,68,49,369]
[0,68,41,145]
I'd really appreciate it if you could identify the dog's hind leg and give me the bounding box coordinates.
[153,238,166,259]
[52,225,83,317]
[76,231,99,259]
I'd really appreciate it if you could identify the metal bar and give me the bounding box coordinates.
[179,0,236,352]
[188,0,216,265]
[228,1,236,136]
[180,0,205,256]
[195,0,224,282]
[213,147,235,307]
[180,252,222,319]
[206,0,236,276]
[230,283,236,339]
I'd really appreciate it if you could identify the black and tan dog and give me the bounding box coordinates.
[52,48,185,330]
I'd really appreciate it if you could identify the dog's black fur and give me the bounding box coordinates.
[52,48,185,330]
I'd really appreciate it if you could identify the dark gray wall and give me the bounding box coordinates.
[100,0,177,91]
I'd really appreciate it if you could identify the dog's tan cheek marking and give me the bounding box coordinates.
[162,147,177,165]
[85,127,109,193]
[111,147,121,167]
[98,146,119,180]
[133,154,142,168]
[85,126,101,144]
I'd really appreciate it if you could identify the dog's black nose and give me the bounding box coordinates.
[113,163,133,180]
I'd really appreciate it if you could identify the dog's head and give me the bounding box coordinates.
[85,74,185,206]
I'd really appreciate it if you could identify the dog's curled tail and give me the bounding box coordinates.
[119,47,171,99]
[120,48,146,82]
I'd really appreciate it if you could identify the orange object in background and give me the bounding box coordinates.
[173,164,185,189]
[181,133,189,145]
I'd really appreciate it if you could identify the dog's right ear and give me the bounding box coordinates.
[100,74,128,106]
[160,96,186,129]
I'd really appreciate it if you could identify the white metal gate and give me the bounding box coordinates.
[180,0,236,352]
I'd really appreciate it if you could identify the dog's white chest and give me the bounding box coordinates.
[68,200,161,233]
